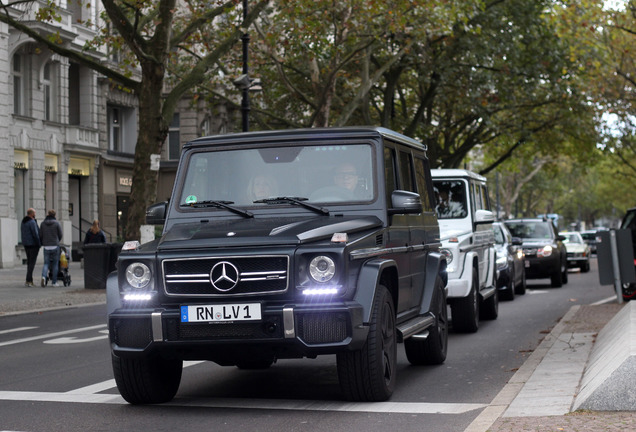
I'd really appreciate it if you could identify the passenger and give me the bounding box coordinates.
[247,175,278,201]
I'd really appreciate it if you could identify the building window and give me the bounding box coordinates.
[108,106,122,152]
[200,118,210,137]
[43,62,58,122]
[13,54,24,115]
[168,113,181,160]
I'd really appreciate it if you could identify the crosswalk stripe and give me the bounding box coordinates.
[0,390,486,414]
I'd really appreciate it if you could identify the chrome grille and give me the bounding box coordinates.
[163,255,289,297]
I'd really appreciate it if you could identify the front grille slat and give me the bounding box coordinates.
[163,255,289,297]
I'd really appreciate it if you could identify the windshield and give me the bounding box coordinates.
[179,144,375,207]
[505,221,552,239]
[433,180,468,219]
[562,233,582,244]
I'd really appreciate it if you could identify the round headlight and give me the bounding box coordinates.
[126,262,151,289]
[440,248,453,265]
[309,256,336,282]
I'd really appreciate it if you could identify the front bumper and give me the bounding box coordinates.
[567,254,589,267]
[524,256,560,279]
[109,302,367,362]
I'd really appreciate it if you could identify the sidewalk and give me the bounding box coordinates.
[0,260,105,316]
[474,301,636,432]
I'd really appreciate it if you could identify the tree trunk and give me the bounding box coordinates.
[126,64,169,241]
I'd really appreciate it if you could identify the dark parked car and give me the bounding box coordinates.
[581,230,599,254]
[504,218,568,288]
[107,127,448,404]
[621,207,636,300]
[493,222,526,300]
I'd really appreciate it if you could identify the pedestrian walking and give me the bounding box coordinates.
[20,208,41,287]
[40,209,63,287]
[83,220,107,244]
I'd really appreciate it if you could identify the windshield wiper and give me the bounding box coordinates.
[183,200,253,218]
[253,196,330,215]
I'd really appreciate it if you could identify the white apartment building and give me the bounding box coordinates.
[0,2,235,269]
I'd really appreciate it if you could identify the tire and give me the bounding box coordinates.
[551,267,563,288]
[515,269,527,295]
[480,288,499,321]
[500,269,515,301]
[451,269,479,333]
[581,262,590,273]
[112,353,183,404]
[337,285,397,401]
[623,283,636,302]
[561,261,568,284]
[404,276,448,365]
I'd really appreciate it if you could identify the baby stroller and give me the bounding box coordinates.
[46,245,72,287]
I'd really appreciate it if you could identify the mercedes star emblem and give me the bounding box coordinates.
[210,261,240,291]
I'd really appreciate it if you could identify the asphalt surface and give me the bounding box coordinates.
[0,260,634,431]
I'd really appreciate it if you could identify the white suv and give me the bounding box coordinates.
[431,169,498,333]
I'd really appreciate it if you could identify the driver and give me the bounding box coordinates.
[333,162,359,192]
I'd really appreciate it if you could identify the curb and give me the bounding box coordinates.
[463,305,581,432]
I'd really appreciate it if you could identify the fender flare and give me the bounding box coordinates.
[460,250,479,281]
[354,258,398,323]
[418,251,447,315]
[106,272,121,316]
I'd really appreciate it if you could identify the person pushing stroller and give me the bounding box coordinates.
[40,209,63,287]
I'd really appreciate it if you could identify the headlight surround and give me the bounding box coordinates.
[309,255,336,283]
[440,248,453,265]
[125,262,152,289]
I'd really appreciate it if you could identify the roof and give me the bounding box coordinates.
[431,168,487,182]
[185,127,427,152]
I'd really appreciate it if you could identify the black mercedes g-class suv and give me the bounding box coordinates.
[107,127,448,404]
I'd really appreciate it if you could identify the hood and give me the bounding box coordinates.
[157,215,383,250]
[22,216,33,224]
[521,238,556,247]
[565,243,588,253]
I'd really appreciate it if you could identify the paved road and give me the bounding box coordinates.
[0,258,617,432]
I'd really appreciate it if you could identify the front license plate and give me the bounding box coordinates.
[524,260,530,268]
[181,303,262,323]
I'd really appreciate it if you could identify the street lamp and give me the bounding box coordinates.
[240,0,249,132]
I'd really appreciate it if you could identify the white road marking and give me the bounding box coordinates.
[2,359,484,414]
[0,325,106,347]
[0,327,37,335]
[591,296,617,305]
[0,390,486,414]
[527,290,549,294]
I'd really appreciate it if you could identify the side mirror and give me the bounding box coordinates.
[388,190,422,215]
[511,237,523,246]
[146,201,168,225]
[474,209,494,225]
[557,234,566,242]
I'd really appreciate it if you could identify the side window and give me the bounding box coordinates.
[470,181,481,211]
[414,157,433,211]
[481,184,491,210]
[398,150,415,192]
[384,147,397,207]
